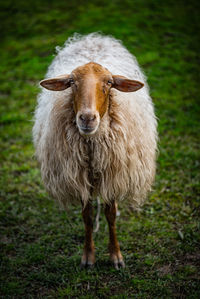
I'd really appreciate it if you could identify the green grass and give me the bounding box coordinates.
[0,0,200,297]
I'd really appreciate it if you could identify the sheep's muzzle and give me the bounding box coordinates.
[76,109,100,136]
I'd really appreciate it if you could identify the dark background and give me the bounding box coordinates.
[0,0,200,297]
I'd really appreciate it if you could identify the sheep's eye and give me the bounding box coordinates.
[107,80,113,85]
[69,78,75,85]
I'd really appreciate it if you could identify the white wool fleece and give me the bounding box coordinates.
[33,33,158,208]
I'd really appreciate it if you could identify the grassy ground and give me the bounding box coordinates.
[0,0,200,297]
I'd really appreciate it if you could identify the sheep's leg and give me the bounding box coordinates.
[105,201,125,269]
[81,201,95,268]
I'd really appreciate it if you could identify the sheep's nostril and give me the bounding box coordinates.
[79,114,96,122]
[80,114,85,121]
[90,115,96,121]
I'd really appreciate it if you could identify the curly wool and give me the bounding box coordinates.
[33,33,158,208]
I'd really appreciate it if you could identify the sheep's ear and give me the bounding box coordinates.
[40,75,71,91]
[112,75,144,92]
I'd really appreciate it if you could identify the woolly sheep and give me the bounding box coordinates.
[33,33,157,269]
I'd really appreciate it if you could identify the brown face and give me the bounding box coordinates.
[70,63,113,135]
[40,62,144,136]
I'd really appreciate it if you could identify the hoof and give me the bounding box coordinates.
[80,251,95,269]
[113,258,125,270]
[110,252,125,270]
[80,260,95,269]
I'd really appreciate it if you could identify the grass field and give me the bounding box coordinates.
[0,0,200,297]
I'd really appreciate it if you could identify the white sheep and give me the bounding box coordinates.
[33,33,157,269]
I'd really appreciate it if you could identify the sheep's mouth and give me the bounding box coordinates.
[78,126,98,136]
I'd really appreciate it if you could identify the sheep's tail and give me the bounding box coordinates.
[93,197,101,233]
[93,198,120,233]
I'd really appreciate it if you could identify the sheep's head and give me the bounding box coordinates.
[40,62,144,136]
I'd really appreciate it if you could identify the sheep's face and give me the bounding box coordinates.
[71,63,113,136]
[40,62,144,136]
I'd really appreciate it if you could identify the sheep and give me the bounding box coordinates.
[33,33,157,269]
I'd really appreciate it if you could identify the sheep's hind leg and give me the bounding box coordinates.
[81,201,95,268]
[105,201,125,269]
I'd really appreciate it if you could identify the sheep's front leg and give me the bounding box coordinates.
[105,201,125,269]
[81,201,95,268]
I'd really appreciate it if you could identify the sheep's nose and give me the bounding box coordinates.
[77,111,99,135]
[79,113,96,122]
